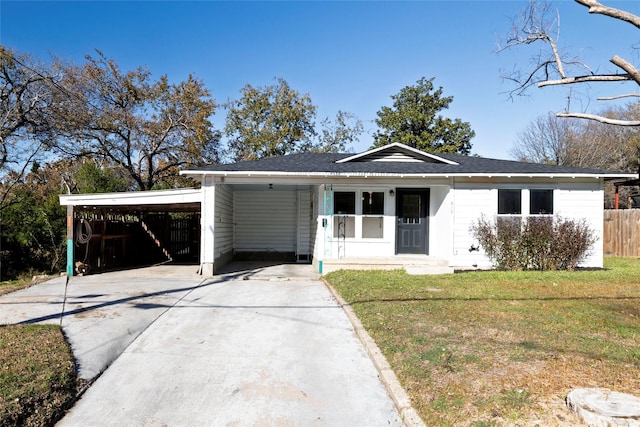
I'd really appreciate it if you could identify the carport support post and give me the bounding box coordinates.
[66,206,74,276]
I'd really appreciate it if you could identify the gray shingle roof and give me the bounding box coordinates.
[186,151,630,177]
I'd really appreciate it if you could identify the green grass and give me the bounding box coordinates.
[0,279,30,296]
[0,273,53,296]
[0,325,78,427]
[326,257,640,426]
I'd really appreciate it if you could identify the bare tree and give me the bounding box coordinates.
[512,108,638,168]
[0,47,57,210]
[499,0,640,126]
[510,112,579,165]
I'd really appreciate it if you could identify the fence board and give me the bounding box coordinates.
[604,210,640,257]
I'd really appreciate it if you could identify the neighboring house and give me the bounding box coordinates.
[60,143,636,276]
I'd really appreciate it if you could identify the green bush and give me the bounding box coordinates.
[470,215,597,270]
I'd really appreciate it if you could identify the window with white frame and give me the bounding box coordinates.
[362,191,384,238]
[498,189,554,216]
[530,189,554,215]
[498,189,521,215]
[333,192,355,238]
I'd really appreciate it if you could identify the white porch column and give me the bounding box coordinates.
[199,176,216,276]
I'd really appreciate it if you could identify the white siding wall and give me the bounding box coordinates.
[213,184,234,261]
[428,186,452,259]
[296,190,312,257]
[555,183,604,267]
[451,179,605,268]
[309,186,319,258]
[234,190,297,253]
[200,178,215,275]
[451,185,495,268]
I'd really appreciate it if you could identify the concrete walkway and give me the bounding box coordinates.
[1,263,402,426]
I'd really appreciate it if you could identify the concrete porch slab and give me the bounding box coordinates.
[321,255,454,275]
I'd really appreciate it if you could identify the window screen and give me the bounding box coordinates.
[530,190,554,214]
[498,189,521,215]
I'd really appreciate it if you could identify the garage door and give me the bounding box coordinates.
[234,190,297,253]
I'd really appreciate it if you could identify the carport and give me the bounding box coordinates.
[59,189,201,276]
[195,178,316,276]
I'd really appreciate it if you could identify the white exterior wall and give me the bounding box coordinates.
[554,182,604,267]
[199,181,234,276]
[309,186,319,259]
[312,182,452,262]
[450,184,495,268]
[429,185,452,259]
[234,190,297,253]
[296,190,313,258]
[200,176,606,271]
[450,178,605,268]
[213,183,234,261]
[322,185,396,259]
[199,178,216,276]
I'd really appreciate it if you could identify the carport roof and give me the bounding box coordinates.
[59,188,201,212]
[181,143,636,179]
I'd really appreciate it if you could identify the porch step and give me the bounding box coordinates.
[321,256,454,275]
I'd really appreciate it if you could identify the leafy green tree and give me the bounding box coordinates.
[315,110,363,153]
[1,161,67,278]
[225,78,317,161]
[372,77,475,155]
[74,161,132,193]
[50,51,221,190]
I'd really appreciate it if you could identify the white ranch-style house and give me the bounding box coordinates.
[60,143,636,276]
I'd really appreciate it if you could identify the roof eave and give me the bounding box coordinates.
[180,170,637,180]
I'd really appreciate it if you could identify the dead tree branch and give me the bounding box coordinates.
[575,0,640,29]
[557,112,640,126]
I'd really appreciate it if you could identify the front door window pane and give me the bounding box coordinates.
[402,194,421,224]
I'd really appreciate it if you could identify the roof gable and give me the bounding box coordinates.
[336,142,458,165]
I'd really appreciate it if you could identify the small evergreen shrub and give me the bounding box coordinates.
[470,215,597,270]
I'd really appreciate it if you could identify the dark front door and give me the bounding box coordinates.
[396,189,429,254]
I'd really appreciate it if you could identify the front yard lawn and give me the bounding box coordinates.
[326,257,640,426]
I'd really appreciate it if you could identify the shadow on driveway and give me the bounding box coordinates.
[0,265,209,379]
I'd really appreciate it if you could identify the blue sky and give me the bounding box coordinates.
[1,0,638,159]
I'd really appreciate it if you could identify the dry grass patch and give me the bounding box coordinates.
[0,325,78,426]
[0,274,55,296]
[326,257,640,426]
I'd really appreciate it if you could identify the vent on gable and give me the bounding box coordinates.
[336,142,459,165]
[359,148,429,163]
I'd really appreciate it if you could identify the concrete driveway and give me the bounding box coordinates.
[0,265,205,380]
[2,263,403,426]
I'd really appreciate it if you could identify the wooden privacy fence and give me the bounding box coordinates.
[603,209,640,257]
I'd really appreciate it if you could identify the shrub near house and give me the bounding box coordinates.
[471,215,597,270]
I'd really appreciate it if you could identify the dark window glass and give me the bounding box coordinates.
[334,192,355,214]
[498,189,521,215]
[362,191,384,215]
[530,190,554,214]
